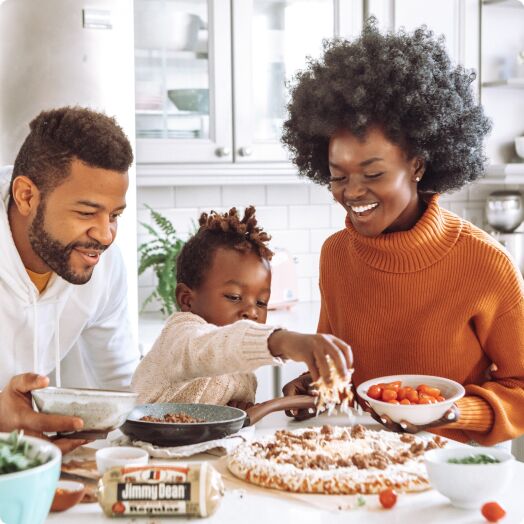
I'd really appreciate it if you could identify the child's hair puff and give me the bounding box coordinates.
[176,206,273,289]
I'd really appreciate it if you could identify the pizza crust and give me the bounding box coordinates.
[227,425,445,495]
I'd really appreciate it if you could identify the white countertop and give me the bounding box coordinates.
[47,412,524,524]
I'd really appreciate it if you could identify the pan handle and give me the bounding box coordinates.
[244,395,316,426]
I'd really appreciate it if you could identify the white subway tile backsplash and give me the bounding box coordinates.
[136,180,501,313]
[289,205,330,228]
[254,206,289,230]
[309,184,334,204]
[162,208,200,236]
[175,186,222,208]
[222,185,266,207]
[269,229,309,253]
[295,254,320,278]
[137,187,175,209]
[310,229,339,253]
[267,184,309,205]
[330,203,348,228]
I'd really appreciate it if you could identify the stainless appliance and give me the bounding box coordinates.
[485,191,524,274]
[485,190,524,233]
[0,0,139,339]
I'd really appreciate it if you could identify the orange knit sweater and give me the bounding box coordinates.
[318,195,524,445]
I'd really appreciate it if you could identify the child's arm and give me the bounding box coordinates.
[133,312,281,387]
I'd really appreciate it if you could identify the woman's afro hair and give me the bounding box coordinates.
[281,18,492,194]
[176,206,274,289]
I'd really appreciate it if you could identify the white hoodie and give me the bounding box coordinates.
[0,167,139,390]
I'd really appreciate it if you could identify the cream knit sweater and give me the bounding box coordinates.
[131,312,282,405]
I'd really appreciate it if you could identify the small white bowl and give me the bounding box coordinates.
[32,387,138,432]
[356,374,465,425]
[425,446,514,509]
[515,136,524,160]
[95,446,149,475]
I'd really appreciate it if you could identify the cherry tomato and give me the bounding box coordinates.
[382,389,398,402]
[397,387,409,401]
[379,488,397,509]
[367,385,382,400]
[481,501,506,522]
[436,395,446,402]
[399,399,411,405]
[418,397,431,404]
[388,399,400,404]
[421,386,441,398]
[406,390,419,403]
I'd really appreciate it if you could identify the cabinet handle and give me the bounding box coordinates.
[238,146,253,157]
[215,147,231,157]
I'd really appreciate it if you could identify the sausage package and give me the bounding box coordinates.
[97,462,224,518]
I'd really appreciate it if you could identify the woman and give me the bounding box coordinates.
[282,20,524,446]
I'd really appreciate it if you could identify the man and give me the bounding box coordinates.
[0,107,140,452]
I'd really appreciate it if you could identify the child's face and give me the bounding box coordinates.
[185,247,271,326]
[328,127,424,238]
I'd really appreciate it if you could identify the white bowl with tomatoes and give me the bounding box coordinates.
[356,374,465,426]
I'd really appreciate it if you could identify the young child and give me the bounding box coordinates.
[132,206,352,408]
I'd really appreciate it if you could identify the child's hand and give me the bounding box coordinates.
[268,330,352,383]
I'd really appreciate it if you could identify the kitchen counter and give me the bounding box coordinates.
[47,412,524,524]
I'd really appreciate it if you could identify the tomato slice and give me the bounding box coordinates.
[481,501,506,522]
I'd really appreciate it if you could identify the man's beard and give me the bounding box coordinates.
[28,202,107,285]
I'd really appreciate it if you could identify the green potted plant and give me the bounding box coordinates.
[138,205,186,316]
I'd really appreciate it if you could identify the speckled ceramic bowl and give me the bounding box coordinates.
[32,387,138,433]
[121,403,246,447]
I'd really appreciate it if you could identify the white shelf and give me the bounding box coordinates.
[482,78,524,88]
[482,0,524,7]
[135,162,524,187]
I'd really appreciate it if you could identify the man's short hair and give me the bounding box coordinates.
[10,106,133,200]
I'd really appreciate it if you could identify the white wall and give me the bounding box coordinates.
[136,180,520,312]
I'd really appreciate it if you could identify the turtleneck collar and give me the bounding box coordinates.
[344,194,464,273]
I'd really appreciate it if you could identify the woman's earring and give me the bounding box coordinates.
[415,177,421,182]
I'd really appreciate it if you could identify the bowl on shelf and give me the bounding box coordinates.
[50,480,85,512]
[0,432,61,524]
[356,374,465,426]
[515,136,524,160]
[32,387,138,435]
[167,88,209,113]
[424,446,514,509]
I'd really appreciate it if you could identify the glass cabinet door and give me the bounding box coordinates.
[135,0,232,163]
[232,0,336,163]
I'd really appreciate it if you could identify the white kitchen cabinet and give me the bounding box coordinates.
[134,0,363,183]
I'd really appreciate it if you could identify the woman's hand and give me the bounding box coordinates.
[281,372,317,421]
[268,330,353,384]
[359,397,460,433]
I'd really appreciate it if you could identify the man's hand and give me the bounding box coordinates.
[0,373,88,453]
[281,372,317,421]
[359,397,460,433]
[268,331,353,383]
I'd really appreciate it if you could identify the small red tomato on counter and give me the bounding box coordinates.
[481,501,506,522]
[379,488,397,509]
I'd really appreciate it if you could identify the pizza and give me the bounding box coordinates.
[312,359,354,415]
[227,424,445,494]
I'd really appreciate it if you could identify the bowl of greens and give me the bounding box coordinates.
[0,431,61,524]
[424,446,514,509]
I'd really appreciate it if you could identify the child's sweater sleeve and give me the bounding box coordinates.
[131,312,282,402]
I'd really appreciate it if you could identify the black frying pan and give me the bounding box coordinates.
[120,395,316,447]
